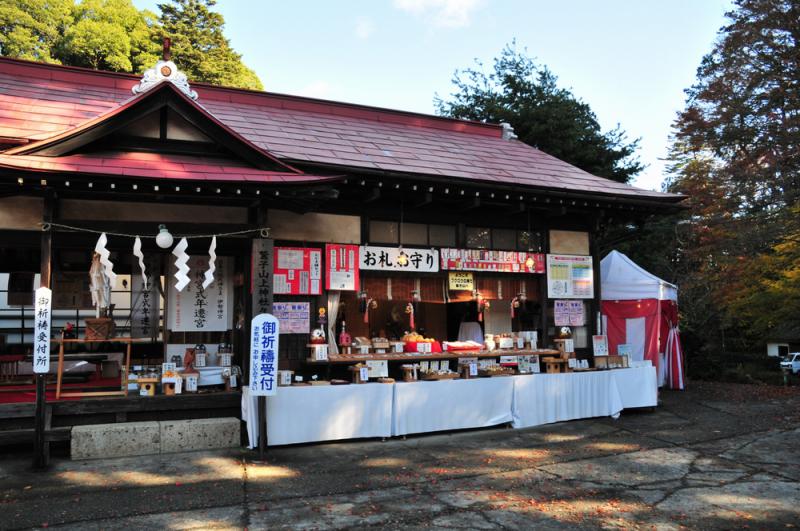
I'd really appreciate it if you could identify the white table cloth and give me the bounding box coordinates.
[264,383,394,446]
[392,377,514,436]
[511,371,625,429]
[611,366,658,409]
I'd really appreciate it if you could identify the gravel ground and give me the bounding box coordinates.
[1,380,799,530]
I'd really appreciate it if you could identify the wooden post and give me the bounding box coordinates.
[539,224,550,348]
[34,190,54,470]
[247,201,271,457]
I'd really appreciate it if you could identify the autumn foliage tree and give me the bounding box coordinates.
[664,0,800,356]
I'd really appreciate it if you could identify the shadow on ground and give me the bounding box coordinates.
[1,381,799,530]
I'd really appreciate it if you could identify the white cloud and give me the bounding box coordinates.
[297,81,333,99]
[355,16,375,39]
[393,0,483,28]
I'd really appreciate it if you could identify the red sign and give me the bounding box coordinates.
[273,247,322,295]
[325,244,359,291]
[440,249,545,274]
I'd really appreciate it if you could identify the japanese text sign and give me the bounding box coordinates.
[33,287,51,374]
[440,248,545,273]
[250,313,279,396]
[251,239,274,316]
[325,243,359,291]
[359,245,439,272]
[273,302,310,334]
[274,247,322,295]
[168,256,231,332]
[448,272,474,291]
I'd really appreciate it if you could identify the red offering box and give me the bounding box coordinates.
[404,341,443,353]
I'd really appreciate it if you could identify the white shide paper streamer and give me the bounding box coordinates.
[202,236,217,289]
[94,233,117,286]
[133,236,147,290]
[172,237,190,291]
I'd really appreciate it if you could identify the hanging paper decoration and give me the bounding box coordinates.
[94,233,117,287]
[133,236,147,290]
[202,236,217,289]
[406,301,415,330]
[172,237,190,291]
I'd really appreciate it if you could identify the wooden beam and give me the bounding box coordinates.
[414,192,433,208]
[364,187,381,203]
[33,189,54,470]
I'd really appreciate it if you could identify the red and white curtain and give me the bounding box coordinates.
[602,298,685,390]
[660,300,685,390]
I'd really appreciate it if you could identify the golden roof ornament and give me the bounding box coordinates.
[132,38,198,100]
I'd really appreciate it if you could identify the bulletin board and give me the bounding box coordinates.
[273,247,322,295]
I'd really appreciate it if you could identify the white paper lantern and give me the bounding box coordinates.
[156,224,173,249]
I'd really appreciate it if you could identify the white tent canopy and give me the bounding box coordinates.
[600,250,677,302]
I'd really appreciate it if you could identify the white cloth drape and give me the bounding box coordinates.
[612,366,658,408]
[511,372,624,428]
[458,322,484,343]
[241,387,259,449]
[392,378,514,436]
[241,368,658,447]
[266,384,393,445]
[665,326,685,390]
[327,291,340,355]
[511,366,657,429]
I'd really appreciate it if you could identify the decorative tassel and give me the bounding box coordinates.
[133,236,147,290]
[202,236,217,289]
[172,237,190,291]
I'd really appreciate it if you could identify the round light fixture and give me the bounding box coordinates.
[396,249,409,267]
[155,224,174,249]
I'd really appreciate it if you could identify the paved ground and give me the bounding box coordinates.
[1,381,799,530]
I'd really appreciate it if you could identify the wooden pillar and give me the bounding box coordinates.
[33,190,55,470]
[539,224,550,348]
[246,201,270,458]
[590,216,603,338]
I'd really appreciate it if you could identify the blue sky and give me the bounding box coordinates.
[134,0,732,191]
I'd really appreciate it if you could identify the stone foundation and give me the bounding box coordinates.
[71,417,240,460]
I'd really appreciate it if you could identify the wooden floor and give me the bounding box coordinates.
[0,391,242,447]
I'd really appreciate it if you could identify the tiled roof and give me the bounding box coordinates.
[0,57,682,203]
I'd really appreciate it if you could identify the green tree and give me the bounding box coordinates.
[435,43,642,183]
[0,0,73,63]
[157,0,262,90]
[56,0,160,72]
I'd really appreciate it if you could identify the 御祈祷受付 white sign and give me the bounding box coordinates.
[249,314,279,396]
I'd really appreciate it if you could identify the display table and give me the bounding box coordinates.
[242,383,394,447]
[611,366,658,409]
[241,367,658,447]
[511,366,657,429]
[392,377,514,436]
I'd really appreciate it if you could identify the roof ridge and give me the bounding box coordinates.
[0,56,502,138]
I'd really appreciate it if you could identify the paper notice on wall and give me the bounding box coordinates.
[547,254,594,299]
[274,247,322,295]
[568,300,585,326]
[554,300,570,326]
[326,244,359,291]
[273,302,310,334]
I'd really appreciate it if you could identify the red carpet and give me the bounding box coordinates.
[0,375,123,404]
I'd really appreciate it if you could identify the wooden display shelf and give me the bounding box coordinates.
[306,348,560,365]
[53,337,153,400]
